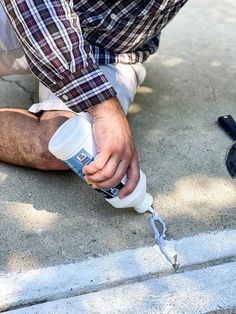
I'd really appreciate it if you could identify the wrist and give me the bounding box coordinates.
[87,97,122,117]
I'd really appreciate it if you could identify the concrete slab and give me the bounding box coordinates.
[5,262,236,314]
[1,230,236,312]
[0,0,236,273]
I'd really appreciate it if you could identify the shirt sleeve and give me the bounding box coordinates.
[1,0,117,112]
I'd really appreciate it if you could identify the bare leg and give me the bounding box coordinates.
[0,108,76,170]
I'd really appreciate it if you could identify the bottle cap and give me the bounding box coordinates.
[48,114,92,160]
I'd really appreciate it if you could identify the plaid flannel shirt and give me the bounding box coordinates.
[1,0,188,112]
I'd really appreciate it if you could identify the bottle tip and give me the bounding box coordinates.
[147,205,154,214]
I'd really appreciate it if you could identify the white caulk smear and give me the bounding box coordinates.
[148,206,179,269]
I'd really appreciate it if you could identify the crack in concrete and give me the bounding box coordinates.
[1,255,235,313]
[0,77,35,105]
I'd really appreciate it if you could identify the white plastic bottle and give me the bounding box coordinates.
[48,114,179,268]
[48,114,153,213]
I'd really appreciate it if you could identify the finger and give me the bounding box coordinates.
[118,155,140,199]
[82,150,110,175]
[92,159,129,189]
[85,155,121,183]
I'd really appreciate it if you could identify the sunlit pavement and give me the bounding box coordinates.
[0,0,235,312]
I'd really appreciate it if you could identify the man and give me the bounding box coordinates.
[0,0,187,198]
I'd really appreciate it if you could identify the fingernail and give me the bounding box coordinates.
[85,178,93,186]
[118,194,125,199]
[84,176,92,182]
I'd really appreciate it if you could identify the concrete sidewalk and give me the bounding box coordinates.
[0,0,235,303]
[1,230,236,313]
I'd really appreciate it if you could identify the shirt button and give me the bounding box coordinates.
[83,27,90,32]
[110,13,117,20]
[62,95,69,101]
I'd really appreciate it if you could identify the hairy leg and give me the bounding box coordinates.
[0,108,76,170]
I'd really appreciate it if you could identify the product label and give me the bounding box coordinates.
[66,148,93,180]
[65,148,126,199]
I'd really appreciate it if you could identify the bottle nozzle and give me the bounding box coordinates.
[149,206,179,270]
[133,193,153,213]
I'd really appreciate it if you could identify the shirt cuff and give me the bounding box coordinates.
[50,64,117,112]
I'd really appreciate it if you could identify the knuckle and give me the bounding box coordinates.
[113,174,123,185]
[106,143,116,153]
[102,171,113,180]
[124,147,134,160]
[105,176,122,189]
[94,163,103,172]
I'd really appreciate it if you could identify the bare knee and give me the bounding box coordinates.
[35,111,76,170]
[36,144,69,171]
[35,135,69,171]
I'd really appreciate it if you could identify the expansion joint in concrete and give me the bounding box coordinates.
[2,255,235,313]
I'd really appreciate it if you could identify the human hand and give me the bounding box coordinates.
[82,97,140,198]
